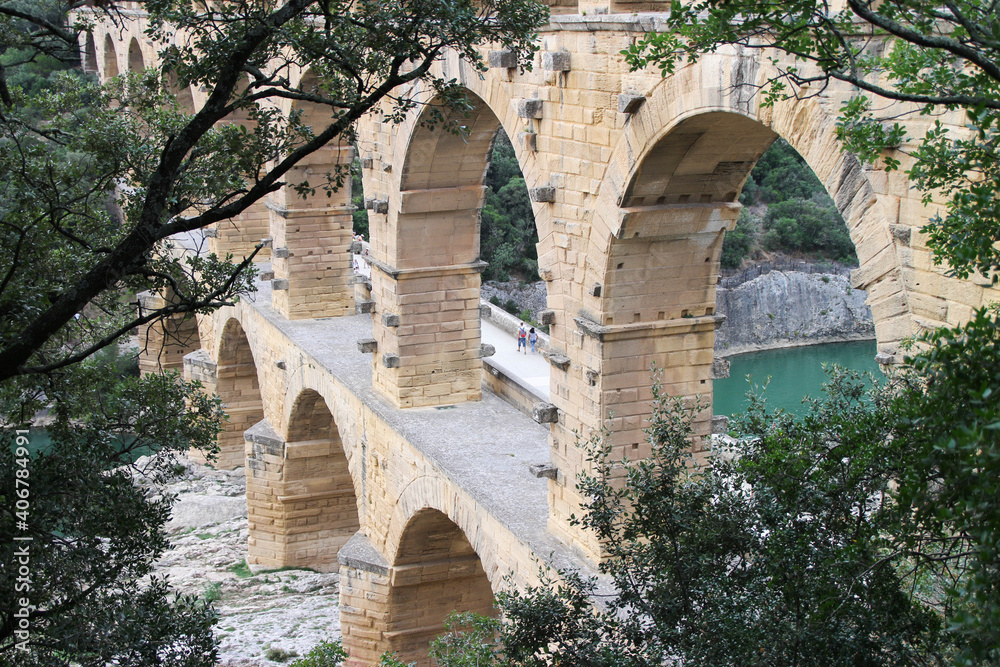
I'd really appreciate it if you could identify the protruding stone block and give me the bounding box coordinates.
[350,241,363,253]
[273,246,290,259]
[539,309,555,325]
[364,197,375,210]
[479,304,491,319]
[547,353,570,371]
[618,93,646,114]
[529,186,555,202]
[360,157,374,169]
[488,49,517,69]
[356,299,375,315]
[890,224,911,245]
[381,162,392,173]
[358,338,377,353]
[381,313,400,327]
[875,351,896,365]
[382,353,400,368]
[712,357,731,379]
[275,360,287,370]
[542,51,571,71]
[271,278,289,291]
[519,131,537,152]
[529,463,558,480]
[712,415,730,435]
[480,343,496,358]
[203,227,219,238]
[589,283,602,297]
[532,402,559,424]
[585,368,598,386]
[371,199,388,214]
[515,98,543,119]
[259,237,273,248]
[259,270,275,281]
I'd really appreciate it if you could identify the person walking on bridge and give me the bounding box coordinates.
[529,327,537,354]
[518,323,527,354]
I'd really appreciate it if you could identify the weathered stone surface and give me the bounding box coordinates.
[270,278,289,291]
[618,93,645,113]
[529,186,555,202]
[488,49,517,69]
[532,402,559,423]
[515,98,543,118]
[355,299,375,314]
[542,51,571,71]
[357,337,377,353]
[712,357,730,379]
[480,343,496,358]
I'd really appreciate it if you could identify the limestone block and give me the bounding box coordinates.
[360,157,374,169]
[547,353,571,371]
[271,278,289,291]
[488,49,517,68]
[356,299,375,314]
[260,237,273,248]
[382,313,400,327]
[529,463,558,480]
[542,51,572,71]
[533,402,559,424]
[203,227,219,238]
[539,309,556,325]
[273,247,290,259]
[382,353,400,368]
[479,343,496,358]
[350,241,363,253]
[371,199,388,214]
[711,357,730,379]
[515,98,544,119]
[618,93,645,113]
[529,186,556,202]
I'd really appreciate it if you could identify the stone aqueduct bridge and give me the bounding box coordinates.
[83,3,996,664]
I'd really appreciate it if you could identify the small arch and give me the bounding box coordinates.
[102,34,119,79]
[246,389,361,571]
[127,37,145,73]
[82,33,98,75]
[215,318,264,469]
[385,508,495,665]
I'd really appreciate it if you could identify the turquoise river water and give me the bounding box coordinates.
[713,340,882,419]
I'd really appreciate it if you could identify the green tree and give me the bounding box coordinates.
[0,0,546,662]
[481,131,538,281]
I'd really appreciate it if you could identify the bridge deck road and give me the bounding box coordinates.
[480,319,551,400]
[245,274,593,577]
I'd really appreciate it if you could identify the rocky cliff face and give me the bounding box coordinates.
[715,271,874,356]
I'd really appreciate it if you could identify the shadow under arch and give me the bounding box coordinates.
[245,388,361,571]
[82,32,98,75]
[127,37,145,73]
[102,34,119,79]
[210,317,264,469]
[384,508,495,666]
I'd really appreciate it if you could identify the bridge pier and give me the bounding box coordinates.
[370,261,486,408]
[136,291,201,375]
[206,200,272,262]
[267,143,356,320]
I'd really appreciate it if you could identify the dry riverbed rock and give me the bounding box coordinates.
[150,457,342,666]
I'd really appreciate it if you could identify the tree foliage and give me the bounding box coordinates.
[0,0,547,382]
[481,131,538,282]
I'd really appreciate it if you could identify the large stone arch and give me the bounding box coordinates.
[245,388,362,571]
[547,54,908,560]
[382,508,495,665]
[365,64,550,409]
